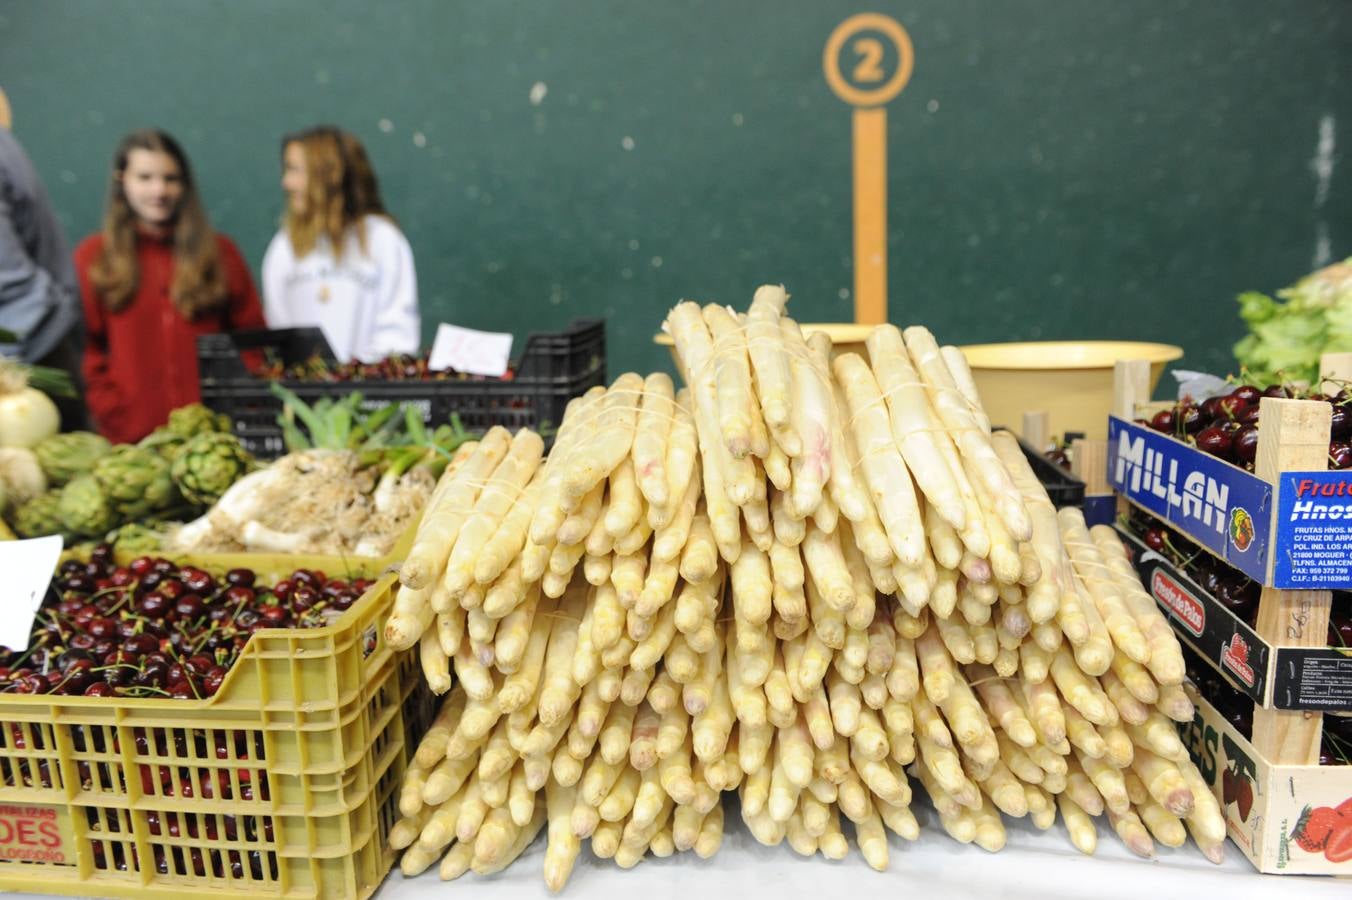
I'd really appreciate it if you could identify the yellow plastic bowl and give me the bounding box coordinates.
[654,323,876,363]
[956,341,1183,439]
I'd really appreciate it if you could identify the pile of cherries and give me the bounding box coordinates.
[0,544,372,700]
[259,350,517,383]
[1132,512,1352,648]
[1140,383,1352,470]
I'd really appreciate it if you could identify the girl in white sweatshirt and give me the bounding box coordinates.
[262,127,419,362]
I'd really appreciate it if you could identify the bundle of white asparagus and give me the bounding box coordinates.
[382,290,1222,889]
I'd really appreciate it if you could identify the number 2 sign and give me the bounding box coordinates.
[823,13,915,325]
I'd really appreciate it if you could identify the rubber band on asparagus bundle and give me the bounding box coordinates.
[408,484,541,537]
[538,389,688,453]
[842,374,945,428]
[1059,538,1122,581]
[535,609,586,626]
[846,423,969,473]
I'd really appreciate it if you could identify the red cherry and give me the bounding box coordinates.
[122,634,159,656]
[169,680,199,699]
[203,667,227,696]
[224,585,256,605]
[225,568,256,588]
[1178,405,1204,434]
[174,594,205,620]
[291,586,319,610]
[1142,528,1168,552]
[138,594,171,619]
[155,579,185,601]
[180,567,215,593]
[185,655,214,677]
[1329,441,1352,470]
[1217,393,1250,420]
[259,605,291,626]
[1195,426,1233,459]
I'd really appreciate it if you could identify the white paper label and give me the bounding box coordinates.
[0,536,64,652]
[428,324,514,377]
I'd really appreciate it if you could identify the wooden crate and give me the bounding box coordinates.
[1114,358,1351,874]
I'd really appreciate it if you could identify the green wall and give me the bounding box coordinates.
[2,1,1348,384]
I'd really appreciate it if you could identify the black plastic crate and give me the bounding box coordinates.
[999,430,1087,508]
[197,320,605,458]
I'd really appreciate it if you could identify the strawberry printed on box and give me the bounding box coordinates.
[1182,685,1352,874]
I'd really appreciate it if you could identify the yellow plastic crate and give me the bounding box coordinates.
[129,517,420,583]
[0,566,434,899]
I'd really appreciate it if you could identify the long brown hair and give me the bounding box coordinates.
[282,126,391,260]
[90,130,227,318]
[340,130,390,220]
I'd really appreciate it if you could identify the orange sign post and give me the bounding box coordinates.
[823,14,914,325]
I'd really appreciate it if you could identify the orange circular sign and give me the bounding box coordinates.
[823,13,914,108]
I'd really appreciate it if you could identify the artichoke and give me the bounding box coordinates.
[167,403,231,438]
[58,475,116,538]
[12,490,65,539]
[93,445,176,520]
[110,522,165,556]
[171,432,255,506]
[34,431,112,486]
[138,427,188,462]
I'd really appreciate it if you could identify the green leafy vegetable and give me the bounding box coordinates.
[1235,259,1352,385]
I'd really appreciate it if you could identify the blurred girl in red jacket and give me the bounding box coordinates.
[74,130,264,443]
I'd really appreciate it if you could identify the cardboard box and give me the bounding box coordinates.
[1180,686,1352,874]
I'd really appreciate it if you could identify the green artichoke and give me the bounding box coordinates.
[137,427,188,462]
[34,431,112,486]
[92,445,176,520]
[110,522,166,556]
[12,490,66,538]
[167,403,231,438]
[58,475,116,538]
[171,432,255,506]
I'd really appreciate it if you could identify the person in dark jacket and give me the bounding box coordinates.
[0,90,87,429]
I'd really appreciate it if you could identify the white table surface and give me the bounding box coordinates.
[372,793,1345,900]
[5,798,1346,900]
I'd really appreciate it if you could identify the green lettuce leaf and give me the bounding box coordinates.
[1234,259,1352,385]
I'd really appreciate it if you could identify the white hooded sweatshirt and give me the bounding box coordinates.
[262,215,420,362]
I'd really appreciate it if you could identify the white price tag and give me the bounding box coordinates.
[0,535,63,652]
[427,324,514,377]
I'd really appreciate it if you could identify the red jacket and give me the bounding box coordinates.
[74,231,265,444]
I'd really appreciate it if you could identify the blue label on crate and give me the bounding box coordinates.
[1107,417,1272,582]
[1272,471,1352,589]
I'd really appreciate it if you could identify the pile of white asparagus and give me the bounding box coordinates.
[382,287,1224,890]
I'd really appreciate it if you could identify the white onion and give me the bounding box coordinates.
[0,361,60,449]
